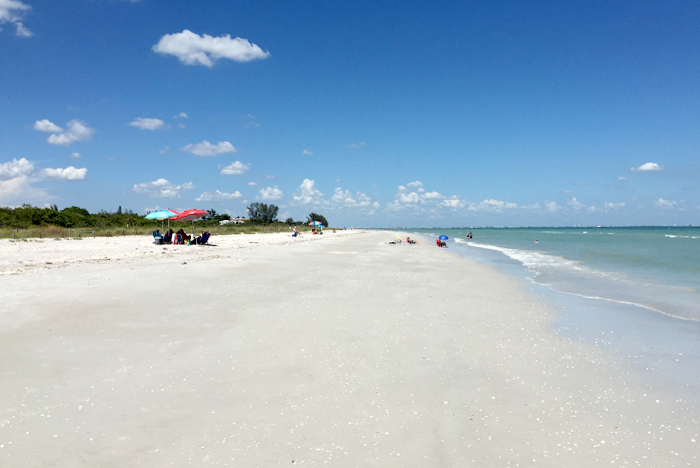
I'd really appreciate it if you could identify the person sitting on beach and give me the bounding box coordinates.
[163,229,173,244]
[194,231,210,244]
[406,237,418,245]
[177,229,191,244]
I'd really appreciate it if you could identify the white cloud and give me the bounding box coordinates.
[0,175,51,207]
[247,181,256,186]
[71,152,81,159]
[152,29,271,67]
[33,119,63,133]
[387,180,450,212]
[654,198,676,209]
[129,117,166,130]
[347,142,366,148]
[441,197,465,208]
[603,202,625,210]
[618,176,629,180]
[292,179,326,205]
[332,188,373,207]
[42,120,95,146]
[468,199,518,211]
[133,178,194,198]
[0,157,34,179]
[632,162,663,172]
[174,112,188,118]
[220,161,250,175]
[544,201,561,212]
[195,190,242,202]
[567,197,586,210]
[181,140,236,157]
[302,149,313,155]
[39,166,87,180]
[259,186,283,201]
[0,0,32,37]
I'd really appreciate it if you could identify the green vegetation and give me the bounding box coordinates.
[306,212,329,227]
[0,204,312,240]
[246,202,279,224]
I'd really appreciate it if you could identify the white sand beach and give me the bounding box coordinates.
[1,230,698,467]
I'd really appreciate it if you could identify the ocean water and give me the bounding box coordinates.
[413,226,700,396]
[420,227,700,321]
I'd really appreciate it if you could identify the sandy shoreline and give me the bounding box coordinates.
[1,231,698,466]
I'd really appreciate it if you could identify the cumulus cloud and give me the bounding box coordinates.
[129,117,166,130]
[174,112,188,119]
[632,162,663,172]
[0,175,51,207]
[603,202,626,210]
[133,178,194,198]
[292,179,326,205]
[220,161,250,175]
[654,198,676,209]
[302,149,313,156]
[71,152,81,159]
[567,197,586,210]
[195,190,242,202]
[468,199,518,211]
[33,119,62,133]
[0,157,34,179]
[391,181,444,206]
[39,166,87,180]
[332,188,373,207]
[38,119,95,146]
[181,140,236,157]
[259,186,283,201]
[152,30,271,67]
[441,197,465,208]
[544,201,561,212]
[0,0,32,37]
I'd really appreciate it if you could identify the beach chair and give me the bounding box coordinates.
[195,232,211,245]
[153,230,163,244]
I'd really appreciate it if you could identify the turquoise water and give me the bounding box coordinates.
[416,227,700,321]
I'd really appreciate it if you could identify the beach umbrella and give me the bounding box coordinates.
[309,221,324,227]
[172,209,208,238]
[144,209,179,230]
[438,235,449,241]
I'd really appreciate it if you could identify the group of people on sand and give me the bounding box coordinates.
[154,229,210,245]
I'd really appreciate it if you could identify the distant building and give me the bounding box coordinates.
[220,218,248,225]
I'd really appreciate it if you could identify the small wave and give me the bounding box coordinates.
[466,241,617,280]
[555,291,700,322]
[540,231,564,234]
[665,234,698,239]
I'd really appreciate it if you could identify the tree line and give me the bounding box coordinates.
[246,203,328,227]
[1,203,330,229]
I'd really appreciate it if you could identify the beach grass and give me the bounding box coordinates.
[0,222,316,240]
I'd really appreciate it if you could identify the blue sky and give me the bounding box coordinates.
[1,0,699,227]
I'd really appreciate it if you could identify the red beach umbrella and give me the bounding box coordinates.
[172,209,208,238]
